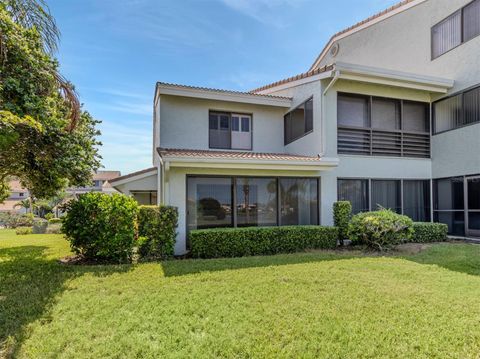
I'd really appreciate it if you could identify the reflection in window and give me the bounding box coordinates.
[279,178,318,225]
[371,180,401,213]
[338,179,369,214]
[403,180,431,221]
[236,178,277,227]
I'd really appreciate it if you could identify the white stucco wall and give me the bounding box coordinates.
[159,95,288,153]
[114,172,157,195]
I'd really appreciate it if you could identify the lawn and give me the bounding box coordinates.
[2,230,480,358]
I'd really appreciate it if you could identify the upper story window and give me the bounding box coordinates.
[432,0,480,59]
[209,111,252,150]
[433,85,480,134]
[284,97,313,145]
[337,93,430,158]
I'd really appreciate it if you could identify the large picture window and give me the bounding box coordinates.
[434,177,465,236]
[209,111,252,150]
[433,86,480,134]
[337,93,430,158]
[284,97,313,145]
[432,0,480,59]
[187,176,320,238]
[338,178,431,220]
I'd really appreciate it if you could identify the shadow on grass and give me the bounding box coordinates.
[402,242,480,277]
[161,250,359,277]
[0,245,132,358]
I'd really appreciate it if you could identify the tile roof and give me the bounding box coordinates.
[309,0,419,70]
[109,167,157,184]
[250,65,333,94]
[93,170,121,181]
[157,148,322,162]
[156,82,292,100]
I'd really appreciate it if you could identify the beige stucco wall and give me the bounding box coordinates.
[114,172,157,196]
[159,95,289,154]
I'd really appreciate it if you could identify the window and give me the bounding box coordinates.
[337,179,369,214]
[433,86,480,134]
[337,93,430,158]
[432,1,480,59]
[371,180,401,213]
[403,180,431,221]
[432,11,462,59]
[434,177,465,236]
[279,178,318,225]
[284,97,314,145]
[209,112,251,150]
[338,178,431,219]
[187,176,319,236]
[236,177,277,227]
[19,193,24,197]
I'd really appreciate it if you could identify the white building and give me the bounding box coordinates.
[112,0,480,255]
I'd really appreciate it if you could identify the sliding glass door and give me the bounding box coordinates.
[467,176,480,237]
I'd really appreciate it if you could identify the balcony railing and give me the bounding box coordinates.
[338,126,430,158]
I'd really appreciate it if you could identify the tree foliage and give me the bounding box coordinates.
[0,5,101,200]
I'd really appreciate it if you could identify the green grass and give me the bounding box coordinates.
[2,230,480,358]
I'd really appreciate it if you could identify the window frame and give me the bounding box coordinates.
[208,110,253,151]
[432,84,480,135]
[284,96,314,145]
[431,0,480,60]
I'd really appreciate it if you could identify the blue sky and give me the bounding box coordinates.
[49,0,398,174]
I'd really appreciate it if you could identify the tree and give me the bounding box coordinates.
[0,5,101,200]
[14,198,31,213]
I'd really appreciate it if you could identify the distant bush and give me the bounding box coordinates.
[412,222,448,243]
[15,226,33,235]
[46,223,62,234]
[45,213,54,220]
[48,217,62,224]
[348,209,413,250]
[1,213,34,228]
[137,205,178,259]
[62,193,139,263]
[32,218,48,234]
[190,226,338,259]
[333,201,352,245]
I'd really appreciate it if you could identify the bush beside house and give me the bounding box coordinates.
[348,209,414,250]
[190,226,338,258]
[137,205,178,259]
[333,201,352,246]
[412,222,448,243]
[62,193,139,263]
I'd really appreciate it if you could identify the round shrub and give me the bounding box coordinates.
[32,218,48,234]
[62,192,139,263]
[48,217,62,224]
[15,226,33,235]
[348,209,413,250]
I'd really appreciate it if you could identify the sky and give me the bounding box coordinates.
[48,0,399,175]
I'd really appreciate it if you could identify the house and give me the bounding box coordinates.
[0,179,29,213]
[67,170,121,196]
[111,0,480,255]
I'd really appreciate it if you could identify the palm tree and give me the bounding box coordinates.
[0,0,80,130]
[14,198,31,213]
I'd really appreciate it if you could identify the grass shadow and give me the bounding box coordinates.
[402,242,480,277]
[0,245,132,358]
[161,250,359,277]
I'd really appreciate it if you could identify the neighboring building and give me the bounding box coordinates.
[0,179,29,213]
[112,0,480,255]
[67,170,121,196]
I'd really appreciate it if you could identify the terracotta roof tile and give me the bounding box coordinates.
[250,65,334,94]
[93,170,121,181]
[157,82,292,100]
[157,148,321,162]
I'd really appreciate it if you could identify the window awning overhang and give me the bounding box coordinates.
[329,62,455,94]
[158,148,339,171]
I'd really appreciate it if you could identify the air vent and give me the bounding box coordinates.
[330,43,340,57]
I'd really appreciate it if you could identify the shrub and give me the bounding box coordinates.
[45,213,54,220]
[62,192,139,263]
[412,222,448,243]
[348,209,413,250]
[48,217,62,224]
[137,205,178,258]
[32,218,48,234]
[1,213,34,228]
[46,223,62,234]
[190,226,338,259]
[333,201,352,245]
[15,226,32,235]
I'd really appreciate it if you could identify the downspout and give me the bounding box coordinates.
[320,69,340,156]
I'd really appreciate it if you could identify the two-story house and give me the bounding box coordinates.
[111,0,480,255]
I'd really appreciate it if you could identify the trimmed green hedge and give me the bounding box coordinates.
[412,222,448,243]
[333,201,352,245]
[137,205,178,258]
[190,226,338,258]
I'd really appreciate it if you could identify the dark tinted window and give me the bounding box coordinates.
[337,179,369,214]
[371,180,401,213]
[279,178,318,225]
[236,178,277,227]
[433,94,463,133]
[432,11,462,59]
[435,177,464,210]
[284,97,314,145]
[371,97,400,130]
[338,94,369,127]
[403,180,431,221]
[463,0,480,42]
[403,101,429,133]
